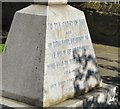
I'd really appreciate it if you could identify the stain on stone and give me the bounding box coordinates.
[36,46,39,49]
[38,58,41,63]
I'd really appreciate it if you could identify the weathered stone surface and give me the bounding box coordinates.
[2,4,102,107]
[46,4,102,107]
[2,5,46,107]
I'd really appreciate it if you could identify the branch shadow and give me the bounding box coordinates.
[72,48,101,97]
[97,56,120,64]
[72,48,119,108]
[74,86,118,109]
[98,64,120,73]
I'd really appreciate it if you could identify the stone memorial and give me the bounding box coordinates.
[1,0,103,107]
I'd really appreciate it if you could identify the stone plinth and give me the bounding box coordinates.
[2,3,102,107]
[0,83,118,108]
[52,83,118,108]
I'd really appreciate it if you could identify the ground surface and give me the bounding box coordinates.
[93,43,120,106]
[0,43,119,108]
[93,44,119,84]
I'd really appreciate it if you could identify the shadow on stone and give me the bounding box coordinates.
[102,76,120,107]
[72,48,101,97]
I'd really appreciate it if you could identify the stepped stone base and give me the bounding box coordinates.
[1,83,118,108]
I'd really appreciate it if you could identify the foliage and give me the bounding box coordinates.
[75,2,120,16]
[0,44,5,54]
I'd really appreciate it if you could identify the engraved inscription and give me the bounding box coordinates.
[46,18,93,96]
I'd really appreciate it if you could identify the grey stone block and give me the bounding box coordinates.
[2,4,102,107]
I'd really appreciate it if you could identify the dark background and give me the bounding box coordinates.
[1,2,120,47]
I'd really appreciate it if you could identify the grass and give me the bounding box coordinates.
[0,44,5,54]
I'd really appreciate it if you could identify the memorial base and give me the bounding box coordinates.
[2,4,102,107]
[1,83,118,108]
